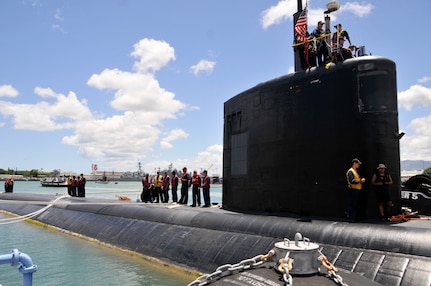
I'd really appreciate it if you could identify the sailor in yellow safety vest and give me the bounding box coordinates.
[346,158,366,221]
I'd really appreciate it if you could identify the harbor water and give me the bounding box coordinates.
[12,180,222,204]
[0,180,222,285]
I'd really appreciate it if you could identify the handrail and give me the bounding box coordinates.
[0,249,37,286]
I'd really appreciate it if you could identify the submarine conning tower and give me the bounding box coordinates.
[222,1,401,219]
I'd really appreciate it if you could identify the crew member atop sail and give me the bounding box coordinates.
[312,20,329,66]
[335,37,353,61]
[333,23,352,46]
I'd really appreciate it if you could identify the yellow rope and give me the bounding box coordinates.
[291,33,331,47]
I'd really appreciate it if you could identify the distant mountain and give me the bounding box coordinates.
[401,160,431,171]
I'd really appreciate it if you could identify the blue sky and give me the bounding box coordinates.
[0,0,430,175]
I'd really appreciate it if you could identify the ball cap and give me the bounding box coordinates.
[377,163,386,169]
[352,158,362,164]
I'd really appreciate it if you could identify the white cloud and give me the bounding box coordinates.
[190,59,216,76]
[54,8,63,21]
[62,111,160,164]
[88,68,185,115]
[399,84,431,161]
[131,38,176,73]
[398,84,431,111]
[0,89,91,131]
[288,66,295,74]
[51,8,65,33]
[0,85,19,98]
[261,0,295,29]
[204,144,223,154]
[409,116,431,136]
[52,24,65,33]
[400,128,431,161]
[160,129,189,149]
[342,2,373,17]
[307,8,329,27]
[141,144,223,175]
[35,87,57,98]
[418,76,431,83]
[0,38,192,170]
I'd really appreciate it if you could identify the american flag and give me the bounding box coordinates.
[294,7,307,42]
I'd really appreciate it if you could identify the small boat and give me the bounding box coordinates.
[40,176,68,187]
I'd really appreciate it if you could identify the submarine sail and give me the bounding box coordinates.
[223,57,400,219]
[223,0,401,220]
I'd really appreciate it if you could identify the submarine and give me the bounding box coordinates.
[1,1,431,285]
[1,193,431,285]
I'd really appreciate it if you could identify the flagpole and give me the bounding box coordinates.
[293,0,309,71]
[293,0,303,72]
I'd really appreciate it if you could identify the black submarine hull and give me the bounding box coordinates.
[1,193,431,285]
[223,56,401,219]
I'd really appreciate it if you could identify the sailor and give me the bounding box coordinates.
[346,158,366,221]
[201,170,211,207]
[67,175,73,196]
[312,20,329,66]
[179,167,190,204]
[190,170,201,207]
[333,23,352,46]
[371,164,393,221]
[307,33,317,68]
[153,171,163,203]
[141,173,153,203]
[78,173,86,197]
[171,170,179,203]
[162,171,170,203]
[335,37,353,61]
[71,176,77,197]
[4,178,13,193]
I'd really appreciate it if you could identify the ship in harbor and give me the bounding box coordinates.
[117,162,144,181]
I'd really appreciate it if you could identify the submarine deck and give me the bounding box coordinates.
[1,193,431,286]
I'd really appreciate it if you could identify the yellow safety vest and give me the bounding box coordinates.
[346,167,362,190]
[154,175,163,187]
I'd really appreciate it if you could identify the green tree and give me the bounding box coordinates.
[423,167,431,175]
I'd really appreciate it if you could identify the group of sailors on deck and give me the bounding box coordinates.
[140,167,212,207]
[3,177,14,193]
[296,22,356,70]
